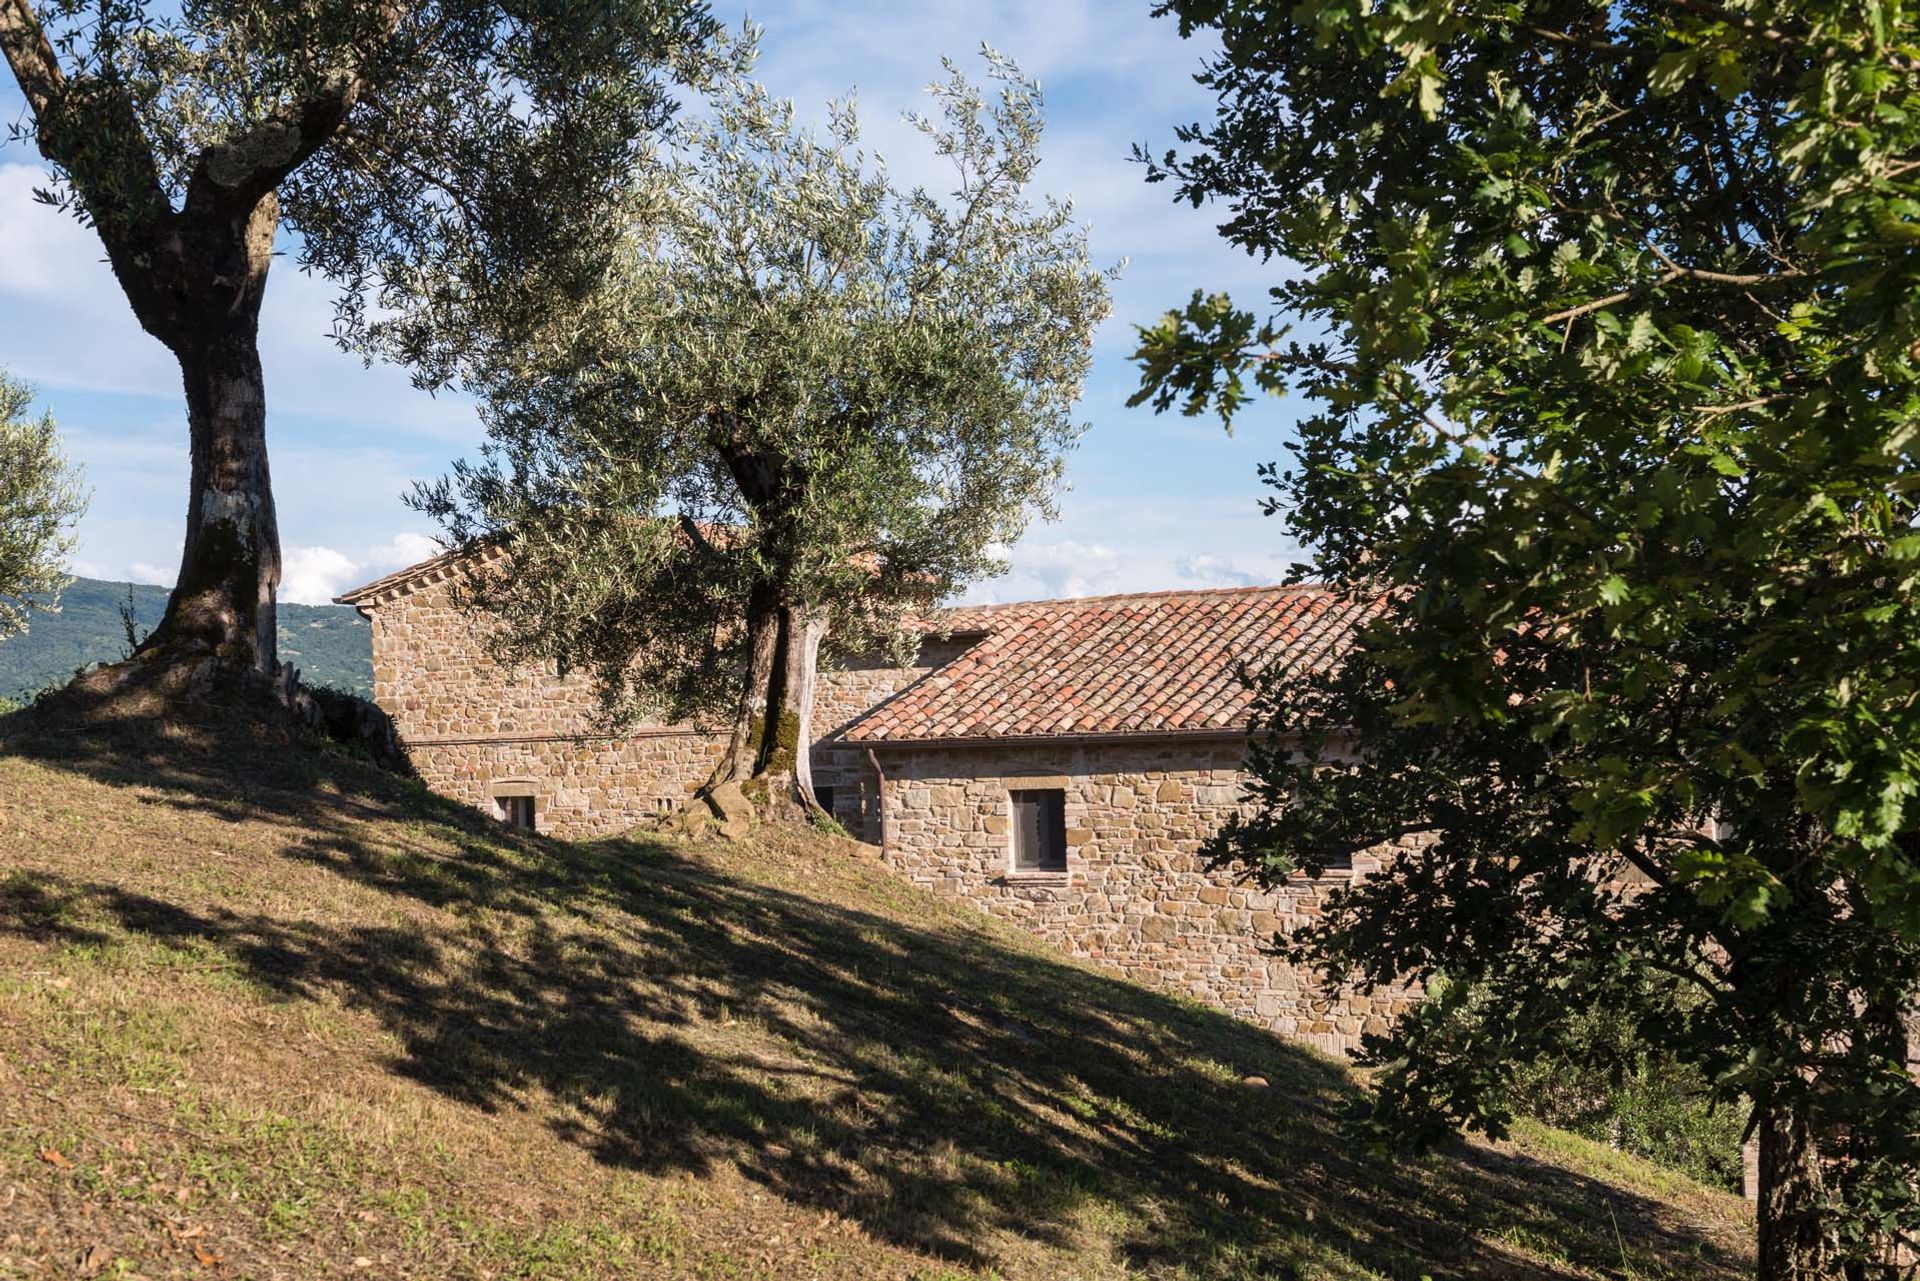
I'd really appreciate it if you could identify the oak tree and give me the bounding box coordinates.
[1136,1,1920,1274]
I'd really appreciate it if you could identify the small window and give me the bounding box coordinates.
[501,795,536,830]
[814,785,836,814]
[1010,788,1067,873]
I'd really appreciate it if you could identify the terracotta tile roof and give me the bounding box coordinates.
[843,584,1380,744]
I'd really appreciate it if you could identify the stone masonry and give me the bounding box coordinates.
[867,738,1419,1055]
[340,562,1416,1056]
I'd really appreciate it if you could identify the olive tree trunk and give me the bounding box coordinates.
[709,595,826,819]
[88,189,287,693]
[143,321,282,674]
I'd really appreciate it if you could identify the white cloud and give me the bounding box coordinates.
[961,495,1304,606]
[280,546,362,605]
[0,164,179,397]
[1174,553,1262,588]
[126,562,173,586]
[279,533,443,605]
[1007,539,1123,599]
[0,164,106,300]
[369,531,443,569]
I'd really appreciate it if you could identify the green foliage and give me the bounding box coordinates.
[408,42,1112,729]
[3,1,722,673]
[6,0,723,322]
[1428,976,1746,1190]
[0,370,85,642]
[0,577,372,700]
[1512,1035,1747,1194]
[806,807,851,840]
[1138,0,1920,1266]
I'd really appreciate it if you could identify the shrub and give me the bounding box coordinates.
[1507,1001,1746,1190]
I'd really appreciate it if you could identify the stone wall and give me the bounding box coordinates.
[810,639,977,837]
[871,737,1420,1055]
[407,732,732,839]
[360,573,944,838]
[357,575,1412,1054]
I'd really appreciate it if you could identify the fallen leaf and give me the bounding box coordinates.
[194,1243,223,1266]
[353,1256,373,1268]
[77,1243,112,1276]
[37,1149,73,1169]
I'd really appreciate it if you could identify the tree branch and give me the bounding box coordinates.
[1541,271,1681,324]
[678,512,723,562]
[185,2,411,213]
[1646,242,1806,287]
[1648,0,1799,46]
[1,0,174,268]
[1696,393,1790,416]
[0,0,62,118]
[1540,247,1805,327]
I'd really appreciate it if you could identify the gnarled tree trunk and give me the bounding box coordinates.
[704,434,831,821]
[142,318,281,674]
[714,584,782,784]
[91,184,286,696]
[708,595,827,820]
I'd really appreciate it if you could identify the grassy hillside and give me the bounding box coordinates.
[0,577,372,700]
[0,710,1754,1280]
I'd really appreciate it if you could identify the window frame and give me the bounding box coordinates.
[1008,787,1068,875]
[500,794,537,830]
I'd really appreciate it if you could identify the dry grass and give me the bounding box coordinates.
[0,708,1754,1279]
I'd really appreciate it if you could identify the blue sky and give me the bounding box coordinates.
[0,0,1305,606]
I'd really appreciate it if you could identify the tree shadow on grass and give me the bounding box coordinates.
[0,712,1748,1279]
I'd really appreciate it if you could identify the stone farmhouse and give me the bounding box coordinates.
[337,553,1416,1054]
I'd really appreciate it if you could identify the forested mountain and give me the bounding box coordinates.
[0,578,372,700]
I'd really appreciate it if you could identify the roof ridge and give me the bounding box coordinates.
[940,581,1330,615]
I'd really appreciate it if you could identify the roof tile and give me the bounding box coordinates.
[844,584,1380,744]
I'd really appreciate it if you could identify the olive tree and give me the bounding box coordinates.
[411,49,1111,813]
[0,0,720,701]
[0,369,86,640]
[1134,1,1920,1274]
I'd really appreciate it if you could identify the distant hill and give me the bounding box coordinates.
[0,576,372,700]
